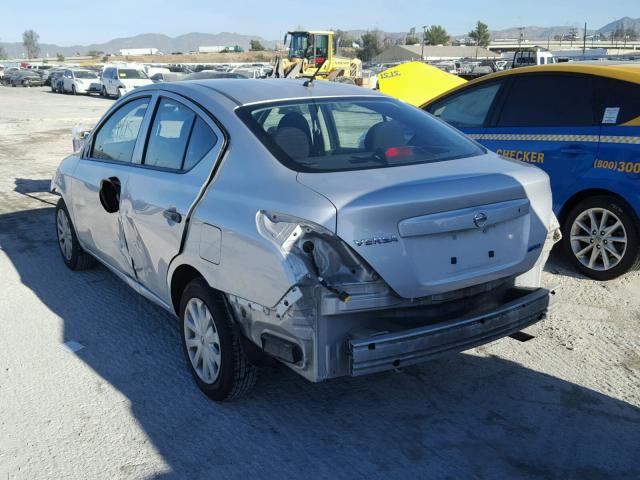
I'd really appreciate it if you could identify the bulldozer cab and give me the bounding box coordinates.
[285,31,335,75]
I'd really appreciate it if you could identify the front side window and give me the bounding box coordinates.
[92,98,149,162]
[238,98,484,173]
[426,81,502,129]
[497,74,596,127]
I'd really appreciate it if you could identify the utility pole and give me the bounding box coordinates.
[583,22,587,57]
[422,25,427,60]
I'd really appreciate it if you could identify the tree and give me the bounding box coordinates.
[56,53,65,62]
[334,30,354,48]
[249,40,265,51]
[86,50,104,57]
[357,30,382,62]
[405,34,419,45]
[22,29,40,59]
[424,25,450,45]
[469,21,491,47]
[0,44,7,60]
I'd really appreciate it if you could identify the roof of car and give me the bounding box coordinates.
[175,78,382,106]
[421,62,640,108]
[468,63,640,86]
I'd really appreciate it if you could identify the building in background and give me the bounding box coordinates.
[119,48,159,56]
[373,45,500,63]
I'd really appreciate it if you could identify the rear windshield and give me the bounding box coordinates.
[237,97,484,172]
[118,69,148,79]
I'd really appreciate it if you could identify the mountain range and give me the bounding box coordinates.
[1,17,638,59]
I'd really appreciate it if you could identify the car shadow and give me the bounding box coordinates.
[1,204,639,479]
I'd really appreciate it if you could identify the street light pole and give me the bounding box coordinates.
[422,25,427,60]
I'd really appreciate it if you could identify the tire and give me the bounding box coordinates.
[101,86,108,98]
[71,85,77,95]
[115,88,122,99]
[23,80,30,87]
[180,278,258,401]
[562,195,640,280]
[55,199,96,271]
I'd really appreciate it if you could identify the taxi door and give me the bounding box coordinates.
[594,76,640,187]
[481,73,601,213]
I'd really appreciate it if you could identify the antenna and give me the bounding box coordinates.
[303,57,327,87]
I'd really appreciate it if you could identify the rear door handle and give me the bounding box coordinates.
[560,145,587,155]
[162,207,182,224]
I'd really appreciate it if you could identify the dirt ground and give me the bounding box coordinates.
[0,86,639,480]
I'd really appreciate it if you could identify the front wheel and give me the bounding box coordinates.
[180,279,257,401]
[55,199,96,271]
[562,195,640,280]
[71,85,77,95]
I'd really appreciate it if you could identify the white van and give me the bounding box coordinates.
[512,48,556,68]
[100,66,153,98]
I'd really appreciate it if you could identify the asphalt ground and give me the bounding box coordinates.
[0,86,639,480]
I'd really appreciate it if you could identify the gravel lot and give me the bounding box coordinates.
[0,86,639,480]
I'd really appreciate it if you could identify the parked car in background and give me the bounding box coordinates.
[49,70,65,92]
[10,70,44,87]
[100,66,153,98]
[2,67,23,85]
[52,79,560,400]
[150,72,185,83]
[60,69,100,95]
[181,71,247,80]
[423,63,640,279]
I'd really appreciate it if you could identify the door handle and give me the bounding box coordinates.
[560,145,586,155]
[162,207,182,224]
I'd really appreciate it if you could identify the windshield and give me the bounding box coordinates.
[74,70,98,79]
[237,98,485,173]
[288,33,309,59]
[118,69,148,79]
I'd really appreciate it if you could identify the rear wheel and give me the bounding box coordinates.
[180,279,257,401]
[562,195,640,280]
[55,199,96,270]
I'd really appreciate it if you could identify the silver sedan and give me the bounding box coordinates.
[52,79,560,400]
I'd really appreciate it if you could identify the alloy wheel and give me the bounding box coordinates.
[570,207,627,272]
[56,209,73,261]
[183,297,222,384]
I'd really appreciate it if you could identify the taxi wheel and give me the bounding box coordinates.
[562,195,640,280]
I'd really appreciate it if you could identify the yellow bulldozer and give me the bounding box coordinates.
[271,30,362,83]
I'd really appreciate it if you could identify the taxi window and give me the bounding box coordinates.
[594,77,640,125]
[426,81,503,129]
[497,74,596,127]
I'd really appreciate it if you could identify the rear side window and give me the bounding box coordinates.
[145,99,196,170]
[144,99,217,171]
[237,98,484,173]
[92,98,149,162]
[497,74,596,127]
[594,77,640,125]
[426,81,502,129]
[184,117,217,170]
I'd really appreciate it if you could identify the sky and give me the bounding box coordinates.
[1,0,638,45]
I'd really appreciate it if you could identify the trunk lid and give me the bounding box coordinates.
[297,153,552,299]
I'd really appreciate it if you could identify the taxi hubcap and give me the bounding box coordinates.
[570,207,627,271]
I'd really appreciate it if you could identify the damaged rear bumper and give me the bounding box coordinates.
[349,286,555,376]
